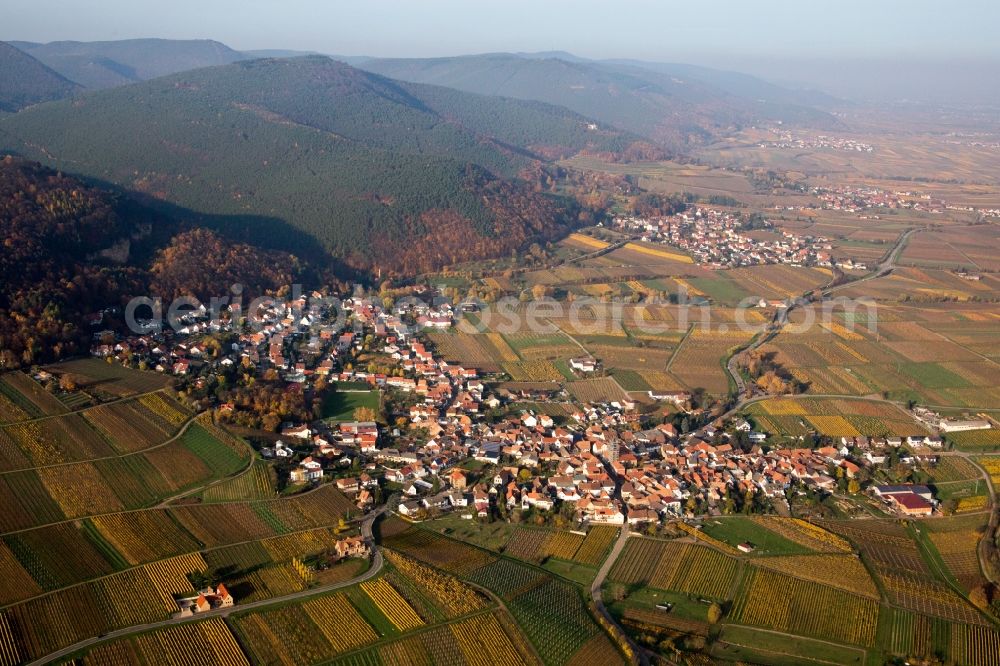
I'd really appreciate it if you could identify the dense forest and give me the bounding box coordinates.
[0,157,322,369]
[0,156,148,367]
[149,228,307,302]
[0,56,632,273]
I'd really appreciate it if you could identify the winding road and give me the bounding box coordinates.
[715,226,919,427]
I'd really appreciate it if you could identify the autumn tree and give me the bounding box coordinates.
[707,603,722,624]
[354,406,378,422]
[58,373,79,392]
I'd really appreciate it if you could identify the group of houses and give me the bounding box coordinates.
[613,207,833,269]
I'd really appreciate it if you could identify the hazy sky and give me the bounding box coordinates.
[4,0,999,62]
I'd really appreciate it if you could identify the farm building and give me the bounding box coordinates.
[889,493,933,516]
[939,418,991,433]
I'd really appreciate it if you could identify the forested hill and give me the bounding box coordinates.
[0,42,81,112]
[0,56,634,274]
[8,38,246,89]
[0,156,309,369]
[359,53,839,148]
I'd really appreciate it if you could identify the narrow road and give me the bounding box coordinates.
[590,527,645,666]
[29,509,386,665]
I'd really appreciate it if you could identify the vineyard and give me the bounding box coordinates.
[201,461,277,502]
[609,537,740,600]
[427,332,502,372]
[383,527,497,576]
[384,551,487,618]
[361,578,424,631]
[450,613,534,666]
[820,520,932,575]
[749,396,926,437]
[504,577,600,666]
[234,595,377,664]
[883,607,1000,666]
[975,456,1000,484]
[731,567,879,646]
[92,510,201,565]
[503,527,588,563]
[2,414,114,467]
[70,618,249,666]
[750,517,853,553]
[571,526,617,566]
[0,415,255,535]
[878,568,987,624]
[503,360,564,382]
[754,554,879,598]
[469,559,547,599]
[675,522,740,555]
[0,373,67,418]
[620,608,709,638]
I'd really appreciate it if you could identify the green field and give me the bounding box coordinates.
[711,625,866,665]
[322,390,381,421]
[701,517,813,556]
[541,558,598,587]
[181,423,248,476]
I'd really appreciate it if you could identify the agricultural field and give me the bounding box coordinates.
[71,618,248,666]
[880,607,1000,666]
[670,328,753,394]
[731,567,879,647]
[566,377,628,404]
[760,302,1000,409]
[712,624,867,666]
[46,358,173,397]
[201,460,278,502]
[746,397,926,437]
[608,537,741,600]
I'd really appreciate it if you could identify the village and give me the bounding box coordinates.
[757,128,875,153]
[83,280,976,533]
[612,206,835,268]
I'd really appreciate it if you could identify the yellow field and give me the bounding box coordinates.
[144,553,207,611]
[623,242,694,264]
[761,399,808,416]
[754,554,878,598]
[732,568,878,647]
[361,578,424,631]
[806,415,861,437]
[566,233,610,250]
